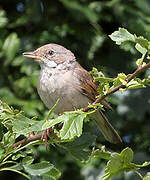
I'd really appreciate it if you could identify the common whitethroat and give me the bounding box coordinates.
[23,43,122,144]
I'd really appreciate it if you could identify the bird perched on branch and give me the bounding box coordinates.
[23,44,122,144]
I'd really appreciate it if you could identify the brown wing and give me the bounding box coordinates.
[73,62,112,109]
[73,63,97,101]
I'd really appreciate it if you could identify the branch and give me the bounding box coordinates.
[11,61,150,147]
[12,128,57,148]
[12,134,42,148]
[83,61,150,112]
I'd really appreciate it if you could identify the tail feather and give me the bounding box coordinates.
[92,110,122,144]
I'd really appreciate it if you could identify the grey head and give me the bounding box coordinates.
[23,43,76,69]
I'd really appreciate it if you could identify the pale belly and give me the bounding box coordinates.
[37,69,90,114]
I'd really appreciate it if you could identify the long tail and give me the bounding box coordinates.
[92,110,122,144]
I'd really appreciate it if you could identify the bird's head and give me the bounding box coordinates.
[23,43,76,68]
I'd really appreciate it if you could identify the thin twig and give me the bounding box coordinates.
[83,62,150,112]
[12,134,42,148]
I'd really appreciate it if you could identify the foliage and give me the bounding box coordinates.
[1,0,150,180]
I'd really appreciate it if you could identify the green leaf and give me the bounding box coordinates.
[135,36,149,49]
[11,114,45,136]
[59,111,87,140]
[113,73,127,86]
[120,147,133,164]
[42,116,64,130]
[2,131,15,147]
[2,33,20,62]
[102,153,122,180]
[135,43,147,55]
[127,79,145,89]
[136,58,143,66]
[23,161,61,179]
[22,156,34,165]
[102,147,150,180]
[12,153,26,161]
[90,67,104,78]
[94,77,113,83]
[109,28,135,45]
[61,133,96,161]
[91,146,111,160]
[143,172,150,180]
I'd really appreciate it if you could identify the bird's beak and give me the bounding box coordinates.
[23,51,41,61]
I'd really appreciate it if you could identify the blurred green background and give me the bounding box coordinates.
[1,0,150,179]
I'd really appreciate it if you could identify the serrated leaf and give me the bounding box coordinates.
[114,73,127,86]
[120,147,133,164]
[109,28,135,45]
[90,67,104,78]
[102,147,150,180]
[118,73,127,80]
[11,114,45,136]
[102,153,122,180]
[135,36,149,49]
[59,111,87,140]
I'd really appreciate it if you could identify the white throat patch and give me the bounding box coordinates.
[47,60,57,68]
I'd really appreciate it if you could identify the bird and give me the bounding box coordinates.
[23,43,122,144]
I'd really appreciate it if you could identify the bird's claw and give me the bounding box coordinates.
[41,128,53,148]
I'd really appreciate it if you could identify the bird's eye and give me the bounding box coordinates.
[48,50,54,56]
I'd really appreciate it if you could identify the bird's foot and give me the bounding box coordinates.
[41,128,52,148]
[41,128,59,148]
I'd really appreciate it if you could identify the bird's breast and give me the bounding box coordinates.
[37,68,90,114]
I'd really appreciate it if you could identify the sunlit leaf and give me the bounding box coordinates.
[135,43,147,55]
[59,111,87,140]
[109,28,135,45]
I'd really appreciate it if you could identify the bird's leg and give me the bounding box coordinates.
[41,129,50,148]
[41,127,58,147]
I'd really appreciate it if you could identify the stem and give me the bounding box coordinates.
[12,134,42,148]
[0,168,31,180]
[134,171,143,180]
